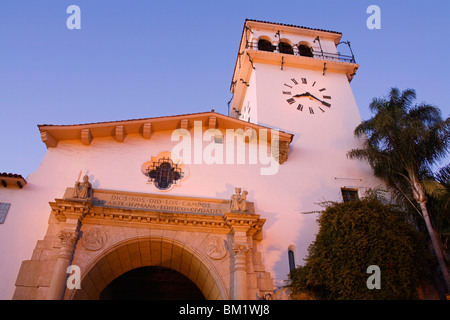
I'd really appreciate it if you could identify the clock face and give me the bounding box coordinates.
[281,77,332,114]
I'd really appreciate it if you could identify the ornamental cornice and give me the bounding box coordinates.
[50,198,91,222]
[49,188,266,239]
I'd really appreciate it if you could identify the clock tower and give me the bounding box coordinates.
[230,19,361,145]
[228,20,382,287]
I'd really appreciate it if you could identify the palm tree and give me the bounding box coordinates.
[347,87,450,292]
[424,164,450,258]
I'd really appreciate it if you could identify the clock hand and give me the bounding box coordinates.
[321,100,331,107]
[308,93,322,102]
[308,93,331,107]
[292,91,331,107]
[293,92,311,98]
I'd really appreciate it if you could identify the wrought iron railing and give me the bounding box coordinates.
[245,41,356,64]
[312,50,356,63]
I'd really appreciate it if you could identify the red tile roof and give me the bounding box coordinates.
[0,173,27,188]
[0,172,25,179]
[245,19,342,35]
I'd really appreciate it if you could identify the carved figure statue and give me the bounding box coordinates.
[230,188,242,212]
[230,187,248,212]
[239,190,248,212]
[73,175,92,199]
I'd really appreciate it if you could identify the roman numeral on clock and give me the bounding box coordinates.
[284,83,293,88]
[309,107,314,114]
[297,104,303,111]
[319,88,326,92]
[291,78,298,85]
[282,91,292,95]
[301,78,307,84]
[286,98,296,105]
[323,95,331,99]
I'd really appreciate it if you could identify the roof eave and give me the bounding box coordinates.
[38,111,294,148]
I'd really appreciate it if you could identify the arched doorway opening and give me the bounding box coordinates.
[99,266,206,300]
[68,236,228,300]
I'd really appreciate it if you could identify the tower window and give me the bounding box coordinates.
[258,39,275,52]
[288,245,296,272]
[298,44,314,57]
[279,41,294,55]
[341,188,359,202]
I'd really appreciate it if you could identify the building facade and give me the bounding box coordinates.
[0,20,383,300]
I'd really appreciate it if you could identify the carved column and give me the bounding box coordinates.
[47,230,78,300]
[232,241,249,300]
[226,188,267,300]
[47,201,87,300]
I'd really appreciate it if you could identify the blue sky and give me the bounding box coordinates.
[1,0,449,177]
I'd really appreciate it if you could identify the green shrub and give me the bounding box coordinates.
[287,194,434,299]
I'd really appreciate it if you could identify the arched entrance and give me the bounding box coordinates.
[99,266,205,300]
[14,188,273,300]
[67,237,228,300]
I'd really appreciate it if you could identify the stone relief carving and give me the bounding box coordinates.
[230,188,249,212]
[204,237,228,260]
[82,228,107,251]
[73,174,92,199]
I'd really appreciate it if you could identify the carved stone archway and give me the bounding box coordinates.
[13,185,274,300]
[66,236,229,300]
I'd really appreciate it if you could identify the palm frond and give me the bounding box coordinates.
[349,87,450,215]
